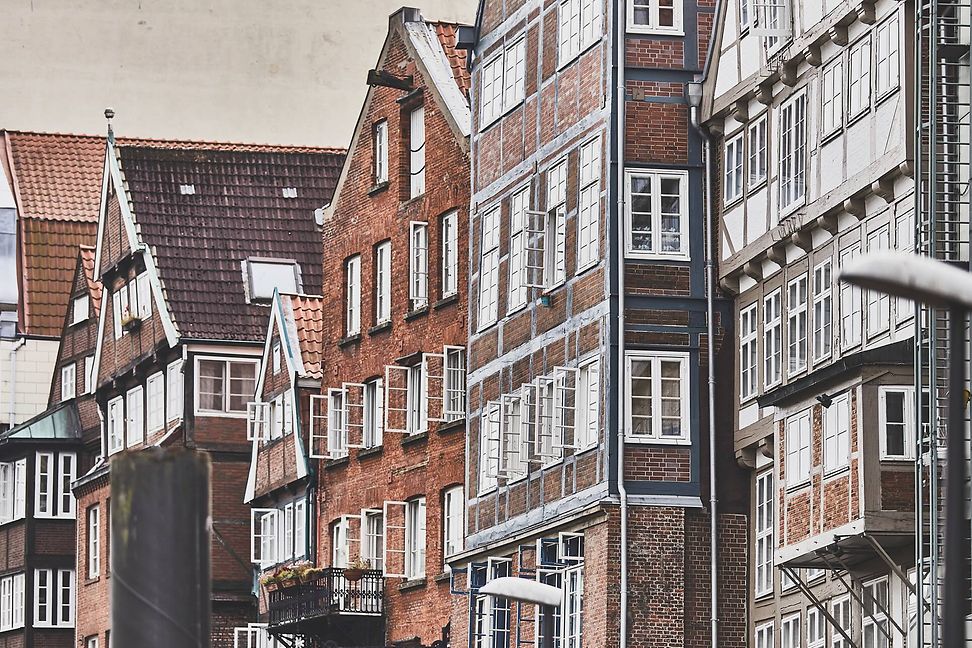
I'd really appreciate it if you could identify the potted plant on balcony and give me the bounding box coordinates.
[293,560,321,583]
[344,557,371,582]
[276,566,299,589]
[259,570,281,592]
[120,306,141,332]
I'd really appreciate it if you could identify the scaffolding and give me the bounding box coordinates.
[916,0,972,646]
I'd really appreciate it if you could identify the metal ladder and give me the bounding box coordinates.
[916,1,972,646]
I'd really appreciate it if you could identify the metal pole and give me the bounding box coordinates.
[944,307,967,648]
[111,447,211,648]
[540,604,555,648]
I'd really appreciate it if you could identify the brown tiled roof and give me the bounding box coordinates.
[282,293,324,379]
[78,245,102,317]
[118,144,343,341]
[19,218,97,336]
[431,22,471,97]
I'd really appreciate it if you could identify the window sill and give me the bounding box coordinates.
[846,107,871,129]
[357,445,383,461]
[0,517,25,528]
[747,178,768,194]
[822,465,850,480]
[623,252,691,263]
[400,193,426,209]
[338,333,362,348]
[368,181,390,196]
[84,576,101,586]
[433,294,458,310]
[398,577,427,592]
[404,306,429,322]
[401,431,428,448]
[434,571,452,584]
[369,321,392,336]
[623,436,692,446]
[574,260,599,277]
[879,456,916,463]
[325,455,350,470]
[820,126,843,146]
[625,25,685,37]
[556,38,600,72]
[436,418,465,435]
[875,86,899,109]
[785,479,812,493]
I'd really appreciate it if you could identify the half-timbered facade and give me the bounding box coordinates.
[703,0,915,646]
[72,133,342,648]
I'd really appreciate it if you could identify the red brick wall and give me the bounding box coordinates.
[312,19,470,647]
[74,476,111,648]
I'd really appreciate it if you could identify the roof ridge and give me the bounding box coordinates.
[3,129,346,154]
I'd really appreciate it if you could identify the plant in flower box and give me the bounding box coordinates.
[344,557,371,582]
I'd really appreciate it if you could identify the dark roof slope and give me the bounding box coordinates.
[79,245,103,316]
[118,144,343,341]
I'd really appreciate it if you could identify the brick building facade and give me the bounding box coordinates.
[250,8,471,648]
[72,134,343,648]
[703,1,916,647]
[451,1,747,648]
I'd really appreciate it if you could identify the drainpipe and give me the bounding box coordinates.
[615,2,628,648]
[7,336,25,429]
[688,68,718,648]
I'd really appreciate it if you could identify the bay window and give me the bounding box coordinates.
[778,91,807,212]
[627,0,682,33]
[625,169,689,258]
[626,351,690,443]
[195,357,258,416]
[879,386,915,459]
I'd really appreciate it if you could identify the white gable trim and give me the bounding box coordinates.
[404,21,471,139]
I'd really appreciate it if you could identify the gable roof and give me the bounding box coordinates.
[113,143,343,342]
[281,293,324,380]
[431,22,472,98]
[78,245,103,316]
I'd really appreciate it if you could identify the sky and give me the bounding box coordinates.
[0,0,477,148]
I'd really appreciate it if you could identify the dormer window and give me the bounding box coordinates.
[71,294,89,326]
[246,259,300,302]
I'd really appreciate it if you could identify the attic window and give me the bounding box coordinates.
[282,187,298,199]
[179,184,196,195]
[247,259,300,301]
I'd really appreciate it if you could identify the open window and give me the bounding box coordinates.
[341,513,362,566]
[499,393,527,480]
[553,367,579,451]
[751,0,791,44]
[382,501,408,578]
[250,508,278,567]
[309,394,327,459]
[343,382,367,449]
[384,365,410,434]
[423,351,446,422]
[246,402,271,442]
[444,346,466,421]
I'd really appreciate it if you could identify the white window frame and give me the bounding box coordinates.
[409,105,426,198]
[61,363,76,402]
[778,90,807,213]
[194,356,259,418]
[780,613,801,648]
[271,342,281,375]
[34,568,74,628]
[146,371,165,434]
[88,505,101,578]
[624,169,690,259]
[787,274,808,376]
[72,294,89,326]
[0,573,24,631]
[508,185,531,312]
[345,255,361,336]
[558,0,602,67]
[764,290,782,389]
[34,451,54,518]
[250,508,279,568]
[546,158,568,288]
[879,386,915,460]
[625,351,691,444]
[875,15,900,98]
[478,206,501,330]
[443,485,464,560]
[126,385,145,447]
[363,378,384,448]
[444,346,466,422]
[824,393,851,472]
[807,606,825,648]
[0,459,27,524]
[785,409,812,485]
[839,244,863,349]
[577,135,601,271]
[374,120,389,185]
[755,622,774,648]
[441,211,458,298]
[409,222,429,311]
[84,356,95,395]
[56,453,75,518]
[862,577,890,648]
[481,38,526,128]
[575,358,600,449]
[748,115,767,188]
[375,241,392,324]
[832,595,852,648]
[405,497,427,579]
[821,58,844,137]
[812,260,833,363]
[848,37,872,118]
[361,508,384,571]
[866,227,891,338]
[740,302,759,399]
[294,498,307,559]
[136,272,152,319]
[627,0,684,34]
[107,396,124,455]
[479,402,500,494]
[167,360,184,422]
[724,131,744,204]
[754,471,774,597]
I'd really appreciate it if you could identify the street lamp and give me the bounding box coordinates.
[478,577,562,648]
[839,250,970,648]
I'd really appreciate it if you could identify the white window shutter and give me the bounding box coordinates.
[443,346,466,421]
[246,402,270,442]
[327,387,347,458]
[533,376,558,460]
[137,273,152,319]
[250,508,276,565]
[342,513,362,565]
[308,394,329,459]
[283,391,294,437]
[523,209,547,288]
[384,365,410,434]
[422,352,446,422]
[382,500,408,578]
[499,393,522,478]
[553,366,579,450]
[343,382,366,448]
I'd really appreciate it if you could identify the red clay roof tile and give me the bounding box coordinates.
[282,293,324,379]
[432,22,471,97]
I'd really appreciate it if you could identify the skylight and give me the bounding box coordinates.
[247,259,300,301]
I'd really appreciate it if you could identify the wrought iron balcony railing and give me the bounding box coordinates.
[267,568,384,628]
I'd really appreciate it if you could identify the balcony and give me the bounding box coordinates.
[267,568,384,645]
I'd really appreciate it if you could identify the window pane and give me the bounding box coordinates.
[249,261,298,300]
[229,362,257,413]
[197,360,225,411]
